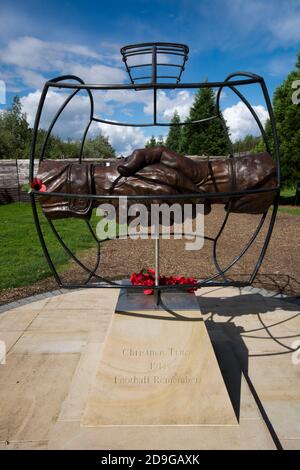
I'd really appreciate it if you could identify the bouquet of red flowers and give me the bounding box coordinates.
[130,268,197,295]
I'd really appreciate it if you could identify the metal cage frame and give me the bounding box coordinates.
[29,42,280,299]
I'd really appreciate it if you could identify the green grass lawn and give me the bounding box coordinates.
[280,187,297,198]
[277,205,300,216]
[278,186,300,215]
[0,202,100,290]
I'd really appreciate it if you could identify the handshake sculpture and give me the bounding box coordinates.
[36,146,277,220]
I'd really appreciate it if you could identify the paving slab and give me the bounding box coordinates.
[281,439,300,450]
[0,353,79,442]
[48,416,275,450]
[0,285,299,450]
[28,309,112,335]
[59,341,104,421]
[0,309,40,331]
[0,331,23,354]
[11,331,89,355]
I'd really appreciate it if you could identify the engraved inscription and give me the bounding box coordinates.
[115,347,198,385]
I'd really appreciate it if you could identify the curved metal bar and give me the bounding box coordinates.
[216,83,271,155]
[30,193,63,286]
[32,184,280,202]
[212,210,230,281]
[79,85,95,163]
[249,192,279,284]
[129,63,183,69]
[85,219,100,243]
[83,220,102,284]
[259,79,280,184]
[37,74,95,164]
[91,115,218,127]
[217,113,234,155]
[29,84,49,181]
[40,89,79,161]
[46,78,260,90]
[223,71,263,82]
[47,218,105,283]
[213,211,267,282]
[83,237,101,285]
[79,119,92,163]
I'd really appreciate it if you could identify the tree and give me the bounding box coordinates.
[232,134,260,154]
[0,95,116,160]
[166,110,182,152]
[180,87,230,156]
[83,134,115,159]
[156,135,165,146]
[0,96,31,159]
[264,51,300,186]
[145,135,157,148]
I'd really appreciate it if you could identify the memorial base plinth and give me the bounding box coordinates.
[82,290,237,426]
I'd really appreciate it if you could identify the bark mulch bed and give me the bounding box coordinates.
[1,206,299,306]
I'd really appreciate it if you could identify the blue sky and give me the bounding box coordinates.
[0,0,299,154]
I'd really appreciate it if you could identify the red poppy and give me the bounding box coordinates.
[147,268,155,275]
[143,278,155,286]
[130,268,197,295]
[31,178,46,192]
[143,288,154,295]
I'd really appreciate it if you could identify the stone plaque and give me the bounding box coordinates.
[82,304,237,426]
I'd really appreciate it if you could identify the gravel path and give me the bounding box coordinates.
[1,206,299,305]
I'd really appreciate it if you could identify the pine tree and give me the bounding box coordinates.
[264,51,300,186]
[180,87,230,156]
[232,134,260,154]
[145,135,157,148]
[166,110,182,152]
[156,135,165,146]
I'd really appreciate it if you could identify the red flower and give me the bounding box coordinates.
[147,268,155,275]
[31,178,46,192]
[143,278,155,286]
[129,268,197,295]
[143,289,154,295]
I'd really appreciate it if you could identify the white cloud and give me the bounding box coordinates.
[97,122,147,156]
[104,89,152,105]
[227,0,300,49]
[20,89,148,155]
[16,68,46,89]
[64,63,126,85]
[1,36,100,70]
[267,9,300,44]
[144,90,194,121]
[0,36,126,90]
[125,52,171,67]
[21,89,102,139]
[223,101,268,142]
[2,35,194,126]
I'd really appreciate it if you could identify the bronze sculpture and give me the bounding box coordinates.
[37,146,277,220]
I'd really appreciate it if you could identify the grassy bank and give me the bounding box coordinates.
[0,202,99,290]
